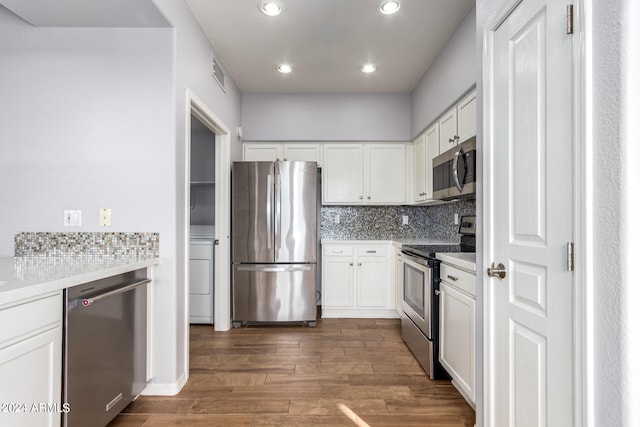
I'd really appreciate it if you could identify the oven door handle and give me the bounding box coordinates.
[401,252,432,269]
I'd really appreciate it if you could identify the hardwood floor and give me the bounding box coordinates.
[108,318,475,426]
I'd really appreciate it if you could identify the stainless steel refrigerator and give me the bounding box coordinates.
[231,161,318,326]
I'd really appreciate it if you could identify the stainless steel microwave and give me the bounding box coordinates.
[432,136,476,200]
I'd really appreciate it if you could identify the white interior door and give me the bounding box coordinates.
[486,0,575,425]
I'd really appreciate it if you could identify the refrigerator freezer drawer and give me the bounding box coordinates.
[233,264,317,322]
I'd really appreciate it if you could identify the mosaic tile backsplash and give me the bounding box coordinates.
[320,199,476,242]
[15,232,159,258]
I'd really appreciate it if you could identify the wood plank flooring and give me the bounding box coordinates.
[108,318,475,427]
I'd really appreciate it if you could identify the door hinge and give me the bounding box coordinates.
[566,4,574,35]
[566,242,575,272]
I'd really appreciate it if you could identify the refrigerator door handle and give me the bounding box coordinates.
[274,164,281,253]
[236,265,312,272]
[266,174,273,249]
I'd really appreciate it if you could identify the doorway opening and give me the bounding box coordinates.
[188,115,216,325]
[183,89,232,378]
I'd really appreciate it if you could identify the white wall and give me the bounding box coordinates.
[411,5,476,138]
[0,4,180,383]
[241,93,411,142]
[152,0,242,390]
[0,0,243,393]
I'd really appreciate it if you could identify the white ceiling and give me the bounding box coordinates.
[0,0,474,94]
[185,0,474,93]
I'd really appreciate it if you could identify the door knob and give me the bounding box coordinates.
[487,262,506,279]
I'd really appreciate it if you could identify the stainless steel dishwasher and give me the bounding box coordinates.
[63,268,149,427]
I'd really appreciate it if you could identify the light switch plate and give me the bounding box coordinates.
[99,208,112,227]
[64,210,82,227]
[402,215,409,225]
[334,215,340,224]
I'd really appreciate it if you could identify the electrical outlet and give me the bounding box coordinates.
[64,210,82,227]
[402,215,409,225]
[454,213,459,225]
[334,214,340,224]
[99,208,112,227]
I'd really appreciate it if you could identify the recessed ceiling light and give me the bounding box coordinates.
[277,64,292,74]
[380,1,400,15]
[361,64,377,73]
[259,1,282,16]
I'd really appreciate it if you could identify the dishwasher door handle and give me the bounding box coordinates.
[81,278,151,307]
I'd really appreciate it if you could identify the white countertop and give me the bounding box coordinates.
[0,256,159,306]
[321,239,458,248]
[436,252,477,272]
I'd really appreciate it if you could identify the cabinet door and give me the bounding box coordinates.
[0,327,62,427]
[243,143,283,161]
[439,282,475,404]
[356,257,387,308]
[323,144,363,204]
[424,123,440,201]
[322,256,355,307]
[284,144,322,166]
[438,107,458,153]
[364,144,406,204]
[457,90,477,143]
[395,249,404,314]
[413,133,427,202]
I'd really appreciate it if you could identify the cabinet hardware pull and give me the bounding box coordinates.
[357,262,362,266]
[435,289,442,296]
[332,250,343,253]
[367,196,371,200]
[359,196,363,199]
[366,250,376,253]
[349,262,353,266]
[447,275,458,281]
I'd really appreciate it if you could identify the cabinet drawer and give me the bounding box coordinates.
[355,246,387,257]
[440,263,475,297]
[323,245,353,257]
[0,292,62,346]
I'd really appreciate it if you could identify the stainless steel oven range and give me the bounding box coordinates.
[400,215,476,379]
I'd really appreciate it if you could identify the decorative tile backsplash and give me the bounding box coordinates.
[320,199,475,242]
[14,232,159,258]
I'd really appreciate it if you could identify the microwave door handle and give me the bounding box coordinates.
[452,148,464,193]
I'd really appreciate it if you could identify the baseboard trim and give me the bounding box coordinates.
[321,308,400,318]
[141,371,188,396]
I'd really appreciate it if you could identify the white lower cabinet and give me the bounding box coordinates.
[322,243,397,318]
[438,262,476,407]
[0,292,62,427]
[394,247,403,315]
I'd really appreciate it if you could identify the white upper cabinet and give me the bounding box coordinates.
[364,144,406,204]
[283,144,322,166]
[456,90,477,143]
[413,132,427,203]
[438,89,477,153]
[242,143,283,161]
[438,106,459,153]
[243,143,322,166]
[413,123,440,203]
[322,144,363,204]
[323,143,406,205]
